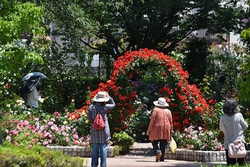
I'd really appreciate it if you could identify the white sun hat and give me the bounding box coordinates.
[92,91,109,102]
[153,97,169,107]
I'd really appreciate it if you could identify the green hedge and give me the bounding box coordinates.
[0,144,85,167]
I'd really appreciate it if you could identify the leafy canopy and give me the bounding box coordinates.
[0,0,46,112]
[29,0,249,59]
[36,0,247,58]
[0,0,45,73]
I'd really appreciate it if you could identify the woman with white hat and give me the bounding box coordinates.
[88,91,116,167]
[146,97,173,162]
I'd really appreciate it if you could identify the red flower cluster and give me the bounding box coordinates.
[68,112,80,120]
[80,48,209,132]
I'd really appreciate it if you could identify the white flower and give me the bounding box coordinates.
[143,96,149,102]
[6,136,11,142]
[16,99,24,106]
[38,98,45,103]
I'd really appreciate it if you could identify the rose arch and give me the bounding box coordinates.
[80,48,209,133]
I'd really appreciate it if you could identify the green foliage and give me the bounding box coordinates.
[0,1,47,115]
[182,38,211,85]
[238,56,250,100]
[240,14,250,52]
[31,36,107,112]
[112,132,134,154]
[29,0,248,59]
[205,101,224,130]
[200,45,246,102]
[125,95,150,143]
[241,28,250,47]
[39,74,103,113]
[174,39,247,103]
[0,143,85,167]
[112,145,121,156]
[127,110,150,143]
[0,1,45,69]
[0,1,45,44]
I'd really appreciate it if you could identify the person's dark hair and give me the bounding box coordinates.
[223,99,240,115]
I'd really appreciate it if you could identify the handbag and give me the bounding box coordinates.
[228,140,246,158]
[169,137,177,153]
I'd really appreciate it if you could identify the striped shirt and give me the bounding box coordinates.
[88,98,115,143]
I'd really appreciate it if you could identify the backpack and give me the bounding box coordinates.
[93,111,105,130]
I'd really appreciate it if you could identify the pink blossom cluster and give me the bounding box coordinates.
[4,116,90,148]
[176,126,224,151]
[242,17,250,24]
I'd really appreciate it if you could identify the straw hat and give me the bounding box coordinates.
[153,97,169,107]
[92,91,109,102]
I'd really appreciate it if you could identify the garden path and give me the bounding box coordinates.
[84,142,227,167]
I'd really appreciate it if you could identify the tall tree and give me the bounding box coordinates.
[0,0,46,111]
[29,0,250,59]
[0,0,46,73]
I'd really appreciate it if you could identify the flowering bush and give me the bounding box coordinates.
[125,96,151,142]
[173,126,224,151]
[0,108,90,148]
[79,48,210,133]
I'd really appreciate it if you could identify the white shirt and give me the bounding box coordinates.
[25,87,41,108]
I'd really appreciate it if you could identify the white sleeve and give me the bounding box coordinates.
[32,88,41,101]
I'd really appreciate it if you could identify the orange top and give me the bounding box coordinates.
[147,107,173,141]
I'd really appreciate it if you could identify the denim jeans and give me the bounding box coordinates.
[152,139,168,161]
[91,142,107,167]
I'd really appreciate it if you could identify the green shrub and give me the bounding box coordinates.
[112,131,134,154]
[112,145,121,156]
[0,143,85,167]
[127,110,150,143]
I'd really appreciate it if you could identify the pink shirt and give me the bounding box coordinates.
[147,107,173,141]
